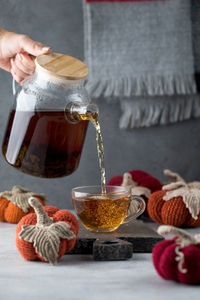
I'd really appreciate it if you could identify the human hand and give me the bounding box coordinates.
[0,28,51,83]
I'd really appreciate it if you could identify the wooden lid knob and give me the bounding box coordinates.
[35,53,88,81]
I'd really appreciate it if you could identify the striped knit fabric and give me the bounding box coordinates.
[83,0,200,128]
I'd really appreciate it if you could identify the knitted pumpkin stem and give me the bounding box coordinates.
[163,169,185,183]
[28,197,53,226]
[158,225,197,246]
[122,172,137,188]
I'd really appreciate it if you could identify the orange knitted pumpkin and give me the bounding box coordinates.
[16,197,79,265]
[148,170,200,227]
[0,186,47,224]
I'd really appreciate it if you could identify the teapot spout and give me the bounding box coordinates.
[65,102,99,122]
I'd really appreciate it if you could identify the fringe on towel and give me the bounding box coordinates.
[119,95,200,128]
[85,75,197,99]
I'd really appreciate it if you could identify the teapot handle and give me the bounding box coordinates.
[12,78,16,96]
[12,78,23,96]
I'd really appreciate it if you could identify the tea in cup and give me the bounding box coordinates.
[72,185,145,232]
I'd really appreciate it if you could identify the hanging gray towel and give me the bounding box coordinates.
[83,0,200,128]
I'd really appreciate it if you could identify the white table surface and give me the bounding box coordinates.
[0,222,199,300]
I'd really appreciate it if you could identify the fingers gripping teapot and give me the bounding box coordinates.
[2,53,98,178]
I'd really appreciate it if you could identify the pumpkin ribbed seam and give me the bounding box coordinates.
[4,202,26,224]
[161,198,189,227]
[0,198,10,222]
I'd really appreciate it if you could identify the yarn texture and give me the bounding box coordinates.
[16,198,79,265]
[153,225,200,284]
[148,170,200,227]
[0,186,46,223]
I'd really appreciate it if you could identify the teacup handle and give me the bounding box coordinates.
[123,195,146,224]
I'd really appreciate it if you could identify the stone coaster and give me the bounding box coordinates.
[68,220,163,255]
[93,239,133,261]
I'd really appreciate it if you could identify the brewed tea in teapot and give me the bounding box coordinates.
[2,53,98,178]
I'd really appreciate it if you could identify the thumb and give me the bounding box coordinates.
[19,35,51,57]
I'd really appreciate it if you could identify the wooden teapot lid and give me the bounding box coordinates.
[35,53,88,81]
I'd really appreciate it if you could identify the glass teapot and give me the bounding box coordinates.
[2,53,98,178]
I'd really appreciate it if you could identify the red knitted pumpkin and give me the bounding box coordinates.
[108,170,162,216]
[16,197,79,265]
[153,225,200,285]
[108,170,162,192]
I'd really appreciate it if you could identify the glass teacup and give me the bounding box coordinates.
[72,185,145,232]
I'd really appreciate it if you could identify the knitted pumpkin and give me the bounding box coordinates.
[16,197,79,265]
[153,225,200,285]
[108,170,162,216]
[148,170,200,227]
[0,186,47,224]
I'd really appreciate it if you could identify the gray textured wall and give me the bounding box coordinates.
[0,0,200,209]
